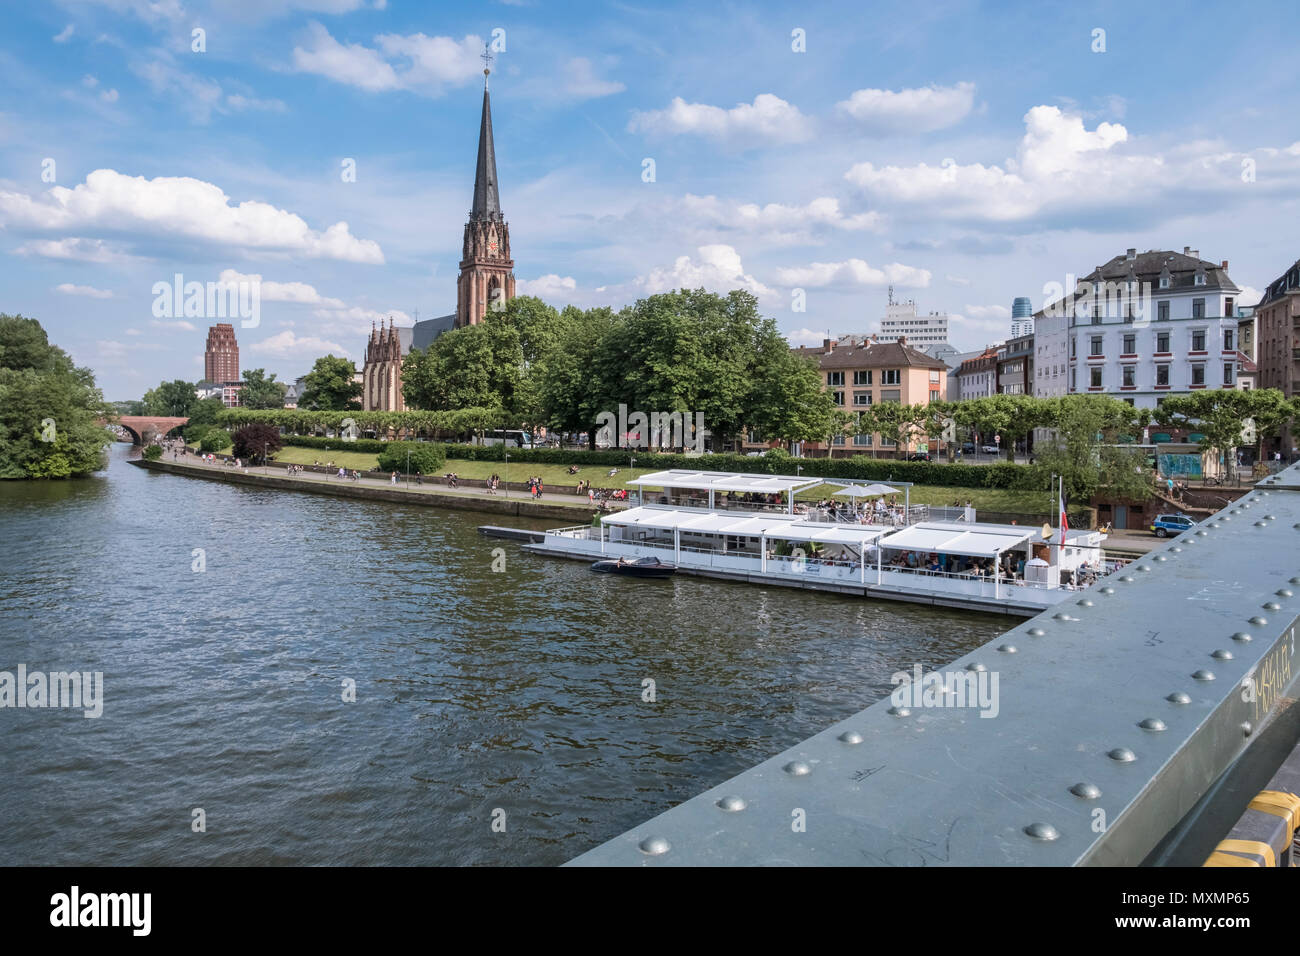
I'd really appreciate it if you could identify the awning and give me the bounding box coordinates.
[878,522,1031,558]
[628,469,821,496]
[601,506,888,546]
[823,481,900,497]
[1152,433,1172,443]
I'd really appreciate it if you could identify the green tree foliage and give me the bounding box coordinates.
[183,422,210,444]
[376,442,446,475]
[1032,395,1153,504]
[745,331,837,446]
[215,406,506,439]
[142,379,198,417]
[239,368,286,409]
[539,305,619,445]
[199,429,231,453]
[186,396,226,426]
[299,355,361,410]
[142,444,163,461]
[0,315,113,479]
[1156,389,1295,466]
[231,423,283,462]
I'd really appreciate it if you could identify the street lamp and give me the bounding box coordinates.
[503,451,509,498]
[406,448,411,487]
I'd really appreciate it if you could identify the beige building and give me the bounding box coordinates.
[789,336,948,457]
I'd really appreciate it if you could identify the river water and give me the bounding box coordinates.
[0,444,1006,865]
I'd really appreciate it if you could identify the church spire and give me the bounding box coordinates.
[471,47,500,222]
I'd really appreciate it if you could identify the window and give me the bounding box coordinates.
[832,434,845,446]
[880,389,901,403]
[853,433,873,446]
[882,369,901,385]
[1191,364,1205,386]
[853,370,871,385]
[1091,307,1101,325]
[1225,297,1234,317]
[1070,339,1077,358]
[1070,367,1077,390]
[1191,329,1206,351]
[1156,364,1169,386]
[832,390,845,405]
[1123,397,1135,407]
[1122,333,1136,354]
[1156,331,1170,353]
[930,389,940,403]
[1223,329,1234,352]
[827,371,844,386]
[879,436,896,448]
[929,370,940,382]
[1122,366,1135,387]
[1158,301,1170,322]
[1090,335,1103,356]
[1159,275,1170,289]
[853,392,872,406]
[1195,272,1206,286]
[1090,367,1102,388]
[1224,363,1234,386]
[1192,298,1205,319]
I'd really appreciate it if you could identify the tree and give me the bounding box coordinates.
[1033,395,1153,505]
[199,429,231,453]
[239,369,286,409]
[0,315,113,479]
[746,326,838,447]
[377,442,446,475]
[231,423,283,462]
[539,305,619,445]
[1156,389,1294,471]
[187,396,226,426]
[142,379,198,417]
[299,355,361,410]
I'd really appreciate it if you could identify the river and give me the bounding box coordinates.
[0,443,1006,865]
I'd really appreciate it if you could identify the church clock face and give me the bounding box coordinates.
[487,234,499,257]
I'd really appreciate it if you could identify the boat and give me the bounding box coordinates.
[591,556,677,578]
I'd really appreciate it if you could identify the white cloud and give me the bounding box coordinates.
[628,94,813,146]
[151,319,197,332]
[82,74,98,88]
[965,304,1010,318]
[0,169,384,263]
[14,237,139,263]
[620,244,774,298]
[773,259,931,289]
[836,82,976,132]
[843,105,1298,226]
[562,57,624,99]
[291,22,482,95]
[100,88,119,103]
[786,328,829,347]
[133,53,284,121]
[517,274,577,299]
[226,94,286,112]
[218,269,345,308]
[124,327,142,335]
[54,283,113,298]
[54,24,75,43]
[1237,285,1263,307]
[946,274,971,286]
[249,330,351,358]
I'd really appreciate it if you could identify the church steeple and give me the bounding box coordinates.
[470,85,501,222]
[456,46,515,329]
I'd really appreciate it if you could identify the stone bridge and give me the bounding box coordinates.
[110,416,188,444]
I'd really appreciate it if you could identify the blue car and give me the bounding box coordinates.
[1150,513,1194,537]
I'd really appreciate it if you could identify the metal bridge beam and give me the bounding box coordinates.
[569,464,1300,866]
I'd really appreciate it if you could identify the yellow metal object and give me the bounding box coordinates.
[1248,790,1300,836]
[1203,839,1275,867]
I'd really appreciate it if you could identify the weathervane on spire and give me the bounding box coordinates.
[481,45,493,88]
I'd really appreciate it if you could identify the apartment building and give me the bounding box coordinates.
[1253,257,1300,451]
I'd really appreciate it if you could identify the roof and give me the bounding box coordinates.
[628,469,822,495]
[602,506,892,546]
[793,339,948,371]
[411,314,456,351]
[1235,350,1257,373]
[878,521,1032,558]
[470,86,501,221]
[1035,249,1241,318]
[1258,258,1300,308]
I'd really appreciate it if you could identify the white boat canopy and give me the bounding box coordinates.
[878,521,1032,558]
[602,505,890,545]
[822,481,900,497]
[628,469,822,497]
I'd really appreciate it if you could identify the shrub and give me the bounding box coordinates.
[232,423,283,461]
[199,429,231,453]
[142,444,163,461]
[281,434,392,454]
[377,442,446,475]
[183,422,210,444]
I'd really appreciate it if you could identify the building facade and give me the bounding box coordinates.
[1033,305,1069,398]
[1010,297,1034,338]
[956,348,999,400]
[204,323,239,387]
[1044,248,1242,410]
[791,337,948,456]
[363,320,405,411]
[880,300,949,348]
[997,334,1034,395]
[1253,258,1300,452]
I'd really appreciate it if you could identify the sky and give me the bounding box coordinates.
[2,0,1298,401]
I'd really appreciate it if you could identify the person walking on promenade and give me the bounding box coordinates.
[390,471,398,485]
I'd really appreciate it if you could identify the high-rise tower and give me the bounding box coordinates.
[204,323,239,384]
[456,50,515,328]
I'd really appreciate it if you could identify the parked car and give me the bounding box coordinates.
[960,442,976,455]
[1150,513,1195,537]
[980,444,999,454]
[907,452,932,462]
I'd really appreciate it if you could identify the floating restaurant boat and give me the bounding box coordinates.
[525,469,1113,617]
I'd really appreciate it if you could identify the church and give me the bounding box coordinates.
[361,55,516,412]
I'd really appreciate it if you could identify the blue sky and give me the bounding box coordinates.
[2,0,1298,400]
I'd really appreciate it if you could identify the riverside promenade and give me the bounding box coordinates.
[130,454,623,522]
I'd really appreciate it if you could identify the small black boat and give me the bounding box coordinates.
[590,556,678,578]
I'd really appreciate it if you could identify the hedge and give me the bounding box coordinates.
[199,429,231,453]
[438,445,1049,491]
[281,435,393,454]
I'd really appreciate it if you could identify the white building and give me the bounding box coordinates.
[1042,248,1242,411]
[956,347,1000,400]
[1033,307,1069,398]
[880,301,949,348]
